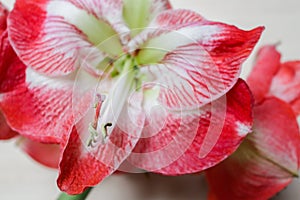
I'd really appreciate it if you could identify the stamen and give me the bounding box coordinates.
[92,94,106,129]
[87,123,98,147]
[87,55,138,146]
[101,122,112,140]
[87,94,106,147]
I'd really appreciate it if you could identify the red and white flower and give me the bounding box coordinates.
[0,2,61,168]
[2,0,263,194]
[206,45,300,200]
[0,2,17,140]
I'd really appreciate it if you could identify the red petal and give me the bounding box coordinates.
[0,68,77,143]
[247,45,281,103]
[0,2,8,34]
[291,96,300,115]
[57,127,111,194]
[0,30,26,93]
[127,79,253,174]
[0,110,17,139]
[269,61,300,110]
[19,137,60,168]
[8,0,116,76]
[57,94,145,194]
[206,98,300,200]
[252,98,300,172]
[131,9,263,110]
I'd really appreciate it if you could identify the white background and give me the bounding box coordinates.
[1,0,300,199]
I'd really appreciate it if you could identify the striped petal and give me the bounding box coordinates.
[127,79,253,174]
[8,0,126,76]
[247,45,281,103]
[0,110,17,139]
[0,68,77,143]
[129,9,263,110]
[19,137,60,168]
[206,98,300,200]
[149,0,172,16]
[57,92,145,194]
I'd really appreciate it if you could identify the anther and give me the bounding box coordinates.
[101,122,112,140]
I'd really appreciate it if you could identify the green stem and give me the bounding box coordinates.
[57,188,93,200]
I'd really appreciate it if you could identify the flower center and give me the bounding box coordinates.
[87,55,141,146]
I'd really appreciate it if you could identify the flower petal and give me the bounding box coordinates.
[19,137,60,168]
[8,0,125,76]
[269,61,300,110]
[0,68,77,143]
[247,45,281,103]
[65,0,130,43]
[129,9,263,110]
[251,98,300,173]
[0,30,26,93]
[127,79,253,174]
[123,0,171,32]
[205,98,300,200]
[57,92,145,194]
[0,2,8,34]
[0,110,17,139]
[57,127,111,194]
[292,96,300,115]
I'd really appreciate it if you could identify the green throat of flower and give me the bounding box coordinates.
[87,55,143,146]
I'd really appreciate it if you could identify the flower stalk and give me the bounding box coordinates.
[57,188,92,200]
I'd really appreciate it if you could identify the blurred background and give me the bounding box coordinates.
[0,0,299,199]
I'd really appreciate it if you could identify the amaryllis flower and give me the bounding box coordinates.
[0,2,61,169]
[2,0,263,194]
[206,45,300,200]
[247,45,300,115]
[0,2,17,139]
